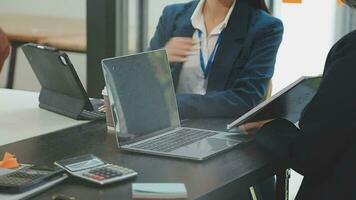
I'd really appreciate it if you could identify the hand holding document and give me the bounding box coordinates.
[238,119,275,134]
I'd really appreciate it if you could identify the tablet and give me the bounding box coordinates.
[22,43,105,120]
[227,76,321,129]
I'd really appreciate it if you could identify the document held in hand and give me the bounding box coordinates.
[132,183,187,200]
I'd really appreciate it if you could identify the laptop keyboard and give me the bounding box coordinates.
[81,110,105,120]
[131,128,218,152]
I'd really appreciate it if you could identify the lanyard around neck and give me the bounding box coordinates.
[198,30,222,79]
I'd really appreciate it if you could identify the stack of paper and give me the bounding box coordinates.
[0,174,68,200]
[132,183,187,200]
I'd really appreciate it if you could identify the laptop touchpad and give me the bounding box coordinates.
[173,138,239,155]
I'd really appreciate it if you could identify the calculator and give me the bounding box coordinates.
[0,166,65,193]
[54,154,137,185]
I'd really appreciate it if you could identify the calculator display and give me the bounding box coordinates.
[56,155,105,172]
[65,159,104,171]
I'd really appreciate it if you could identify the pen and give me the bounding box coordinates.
[52,194,76,200]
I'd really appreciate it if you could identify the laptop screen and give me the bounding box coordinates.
[102,50,180,145]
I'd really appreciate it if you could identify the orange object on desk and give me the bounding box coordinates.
[0,152,20,169]
[283,0,302,3]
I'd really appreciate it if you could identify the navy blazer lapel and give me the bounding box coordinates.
[207,0,251,91]
[172,1,197,37]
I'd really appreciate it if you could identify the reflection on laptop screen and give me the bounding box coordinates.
[102,50,180,144]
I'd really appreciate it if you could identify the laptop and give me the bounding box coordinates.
[22,43,105,120]
[227,76,322,129]
[101,49,245,161]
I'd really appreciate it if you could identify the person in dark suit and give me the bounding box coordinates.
[252,1,356,199]
[149,0,283,119]
[0,28,10,72]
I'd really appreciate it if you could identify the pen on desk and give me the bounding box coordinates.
[98,105,106,112]
[52,194,76,200]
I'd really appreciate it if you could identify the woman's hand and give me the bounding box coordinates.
[165,37,197,63]
[238,119,275,134]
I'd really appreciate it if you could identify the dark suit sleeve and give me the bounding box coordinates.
[177,21,284,118]
[255,36,356,178]
[149,6,172,50]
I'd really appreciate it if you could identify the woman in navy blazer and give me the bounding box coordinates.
[150,0,283,119]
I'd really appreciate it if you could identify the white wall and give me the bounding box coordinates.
[272,0,337,93]
[0,0,85,19]
[0,0,86,92]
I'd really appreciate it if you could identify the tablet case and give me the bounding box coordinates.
[39,88,88,119]
[22,43,93,120]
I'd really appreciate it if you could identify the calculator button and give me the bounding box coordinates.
[83,173,91,177]
[113,173,122,177]
[94,176,104,181]
[71,164,136,185]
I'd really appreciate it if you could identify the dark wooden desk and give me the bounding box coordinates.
[0,119,286,200]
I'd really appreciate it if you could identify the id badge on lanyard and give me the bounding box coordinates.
[197,30,222,79]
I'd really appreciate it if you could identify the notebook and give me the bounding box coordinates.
[132,183,187,200]
[0,174,67,200]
